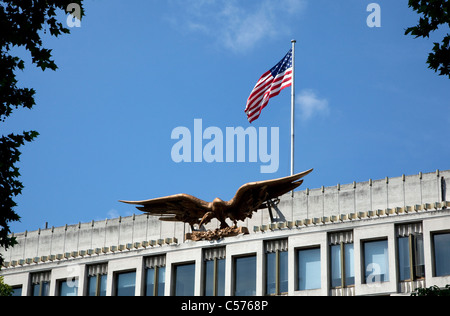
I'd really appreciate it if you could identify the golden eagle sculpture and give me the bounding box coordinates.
[120,169,313,234]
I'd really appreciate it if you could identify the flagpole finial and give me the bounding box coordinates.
[291,39,296,43]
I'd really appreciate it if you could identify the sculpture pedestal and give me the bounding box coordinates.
[186,226,249,241]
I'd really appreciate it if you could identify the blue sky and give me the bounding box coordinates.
[5,0,450,233]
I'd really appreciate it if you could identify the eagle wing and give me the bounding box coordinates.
[227,169,313,222]
[119,194,211,226]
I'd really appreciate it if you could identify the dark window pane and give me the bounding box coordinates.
[174,264,195,296]
[204,260,215,296]
[88,276,96,296]
[279,251,288,293]
[116,271,136,296]
[364,240,389,283]
[41,282,50,296]
[266,252,276,295]
[146,268,155,296]
[298,248,321,290]
[330,245,341,288]
[344,243,355,286]
[59,280,78,296]
[216,259,225,296]
[32,284,40,297]
[434,233,450,277]
[11,287,22,296]
[413,235,425,279]
[157,267,165,296]
[99,274,107,296]
[234,256,256,296]
[398,237,411,281]
[146,267,165,296]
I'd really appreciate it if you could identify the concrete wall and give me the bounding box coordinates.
[1,169,449,263]
[2,207,450,296]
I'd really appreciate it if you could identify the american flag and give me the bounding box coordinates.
[245,49,293,123]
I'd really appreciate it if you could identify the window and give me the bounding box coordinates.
[146,266,165,296]
[32,281,50,297]
[204,247,225,296]
[398,237,410,280]
[145,255,166,296]
[173,263,195,296]
[87,263,107,296]
[297,247,321,291]
[329,231,354,288]
[58,279,78,296]
[11,286,22,296]
[433,232,450,277]
[265,239,288,295]
[115,271,136,296]
[363,239,389,283]
[31,271,51,296]
[397,223,425,281]
[88,274,107,297]
[234,255,256,296]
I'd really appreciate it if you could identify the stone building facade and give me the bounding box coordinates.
[1,170,449,296]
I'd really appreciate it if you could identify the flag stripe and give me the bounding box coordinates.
[245,49,293,123]
[245,79,273,110]
[245,70,292,114]
[245,73,275,108]
[245,69,292,118]
[248,69,292,105]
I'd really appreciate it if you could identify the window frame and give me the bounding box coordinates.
[330,242,355,289]
[432,231,450,277]
[172,262,196,296]
[87,273,107,296]
[362,238,390,284]
[11,286,22,296]
[203,257,225,296]
[86,263,108,296]
[113,270,137,296]
[296,246,321,291]
[397,234,425,282]
[57,278,79,296]
[145,265,166,296]
[31,280,50,297]
[233,254,257,296]
[265,249,288,296]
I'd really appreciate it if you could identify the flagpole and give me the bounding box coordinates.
[291,39,296,196]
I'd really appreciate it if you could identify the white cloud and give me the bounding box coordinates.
[107,209,120,219]
[168,0,307,53]
[296,89,330,121]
